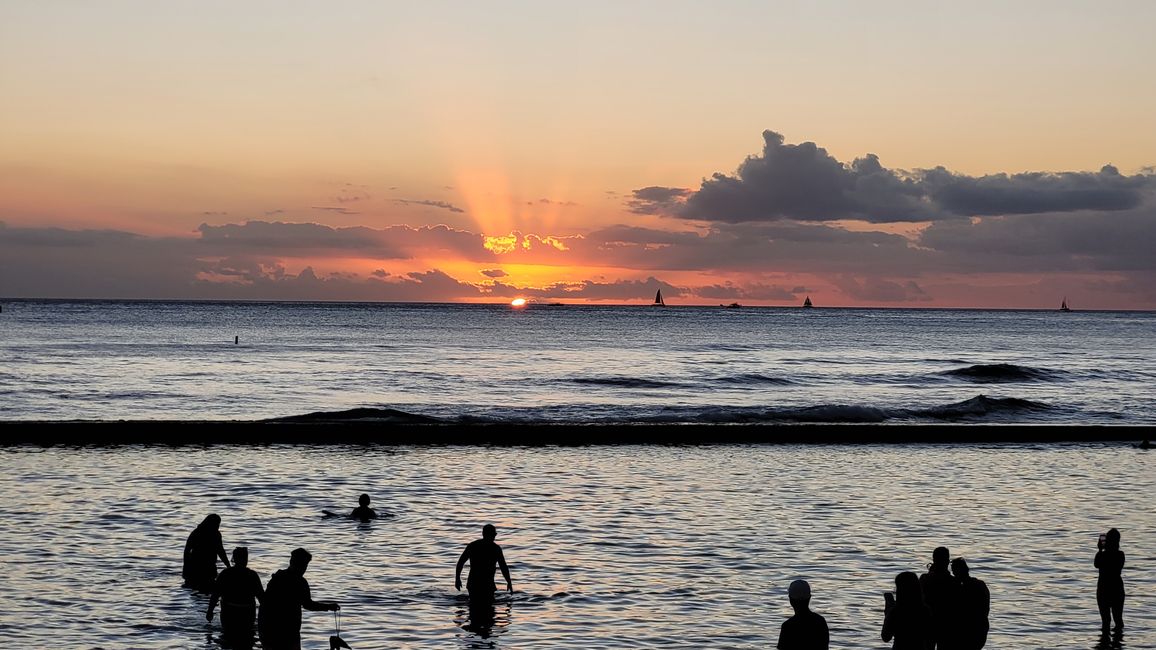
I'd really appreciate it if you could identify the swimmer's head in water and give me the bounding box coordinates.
[359,493,371,507]
[482,524,496,540]
[290,547,313,571]
[233,547,249,568]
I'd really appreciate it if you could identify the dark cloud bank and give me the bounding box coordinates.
[629,130,1153,223]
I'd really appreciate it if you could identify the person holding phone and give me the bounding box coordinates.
[882,571,932,649]
[1095,528,1126,635]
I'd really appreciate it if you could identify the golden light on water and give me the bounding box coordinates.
[510,298,527,307]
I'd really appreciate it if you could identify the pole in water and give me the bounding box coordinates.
[234,335,239,345]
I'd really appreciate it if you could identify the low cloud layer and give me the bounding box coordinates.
[630,130,1155,223]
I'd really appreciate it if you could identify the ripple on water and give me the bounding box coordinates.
[0,444,1152,649]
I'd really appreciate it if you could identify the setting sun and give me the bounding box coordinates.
[510,298,527,307]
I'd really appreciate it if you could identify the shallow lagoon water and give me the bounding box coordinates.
[0,443,1152,648]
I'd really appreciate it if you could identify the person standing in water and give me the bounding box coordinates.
[258,548,340,650]
[776,579,829,649]
[455,524,513,603]
[207,547,264,649]
[349,494,378,521]
[882,571,932,650]
[1095,528,1126,635]
[919,547,959,649]
[950,558,989,650]
[183,514,230,592]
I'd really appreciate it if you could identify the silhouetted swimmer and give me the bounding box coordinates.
[919,547,959,649]
[258,548,340,650]
[950,558,989,650]
[882,571,932,650]
[183,514,230,592]
[207,547,264,649]
[349,493,378,521]
[777,579,829,649]
[234,336,239,345]
[1095,528,1125,635]
[455,524,513,604]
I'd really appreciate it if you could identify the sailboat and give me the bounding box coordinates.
[802,296,813,308]
[654,290,665,307]
[1060,297,1072,312]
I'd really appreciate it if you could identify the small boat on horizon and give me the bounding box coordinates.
[802,296,813,308]
[1060,297,1072,312]
[653,290,665,307]
[722,302,741,308]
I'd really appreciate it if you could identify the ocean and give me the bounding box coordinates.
[0,300,1153,423]
[0,444,1151,649]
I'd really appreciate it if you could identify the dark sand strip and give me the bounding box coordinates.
[1,421,1152,446]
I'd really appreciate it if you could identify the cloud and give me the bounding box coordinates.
[201,211,228,216]
[487,276,685,302]
[480,268,508,278]
[264,209,285,216]
[527,198,579,207]
[196,221,409,258]
[394,199,465,213]
[643,130,1155,223]
[626,186,693,214]
[312,206,360,215]
[693,282,797,301]
[833,275,932,302]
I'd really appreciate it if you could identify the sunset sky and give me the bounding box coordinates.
[3,1,1155,308]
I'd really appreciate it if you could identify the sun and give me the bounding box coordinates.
[510,298,527,307]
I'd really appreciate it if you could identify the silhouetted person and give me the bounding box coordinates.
[455,524,513,604]
[207,547,264,649]
[349,493,377,521]
[183,514,230,592]
[776,579,829,649]
[883,571,932,650]
[950,558,989,649]
[919,547,959,649]
[1095,528,1125,635]
[258,548,340,650]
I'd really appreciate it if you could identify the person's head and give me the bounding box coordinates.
[290,547,312,573]
[787,579,811,611]
[895,571,922,603]
[201,514,222,530]
[931,546,950,569]
[359,493,371,507]
[1105,528,1121,551]
[232,547,249,569]
[950,557,969,579]
[482,524,497,540]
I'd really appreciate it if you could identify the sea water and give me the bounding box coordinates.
[0,444,1151,649]
[1,300,1154,423]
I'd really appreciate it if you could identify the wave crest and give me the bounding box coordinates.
[943,363,1060,383]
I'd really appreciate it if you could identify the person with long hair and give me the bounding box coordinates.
[182,514,230,592]
[1095,528,1125,635]
[882,571,932,650]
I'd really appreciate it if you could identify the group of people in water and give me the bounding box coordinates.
[779,534,1126,650]
[184,501,1127,650]
[182,495,514,649]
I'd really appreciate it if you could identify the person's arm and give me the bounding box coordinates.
[881,608,894,642]
[775,620,787,649]
[497,546,512,592]
[455,545,470,590]
[216,534,230,569]
[300,579,340,612]
[206,573,222,621]
[1094,550,1103,568]
[820,617,830,649]
[252,571,265,604]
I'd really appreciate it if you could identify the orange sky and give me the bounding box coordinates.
[2,2,1155,308]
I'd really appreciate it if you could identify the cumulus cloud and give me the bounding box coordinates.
[833,276,931,302]
[480,268,508,278]
[694,282,797,301]
[627,186,693,215]
[639,130,1155,223]
[394,199,465,213]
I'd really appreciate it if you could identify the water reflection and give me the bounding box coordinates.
[454,597,512,648]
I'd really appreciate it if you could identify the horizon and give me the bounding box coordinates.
[3,1,1156,309]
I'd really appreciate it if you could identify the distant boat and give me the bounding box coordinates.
[654,290,665,307]
[802,296,813,308]
[722,302,742,308]
[1060,297,1072,312]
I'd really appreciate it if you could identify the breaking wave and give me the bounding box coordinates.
[943,363,1063,383]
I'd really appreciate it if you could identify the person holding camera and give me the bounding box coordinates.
[1095,528,1125,635]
